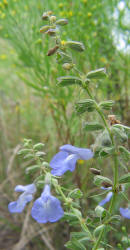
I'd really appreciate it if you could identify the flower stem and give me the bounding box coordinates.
[82,82,119,248]
[92,227,104,250]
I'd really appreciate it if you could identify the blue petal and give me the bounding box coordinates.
[50,151,69,168]
[31,195,64,223]
[8,193,33,213]
[120,207,130,219]
[51,154,78,176]
[99,192,113,206]
[15,183,36,194]
[60,144,93,160]
[101,187,112,191]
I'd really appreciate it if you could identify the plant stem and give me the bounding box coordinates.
[92,227,104,250]
[82,82,119,248]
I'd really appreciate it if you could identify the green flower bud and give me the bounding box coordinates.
[40,25,52,33]
[99,100,114,110]
[66,41,85,52]
[75,99,96,114]
[86,68,107,79]
[62,63,73,70]
[56,18,68,26]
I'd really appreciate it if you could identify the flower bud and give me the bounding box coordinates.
[66,41,85,52]
[42,11,53,20]
[45,29,57,36]
[90,168,101,175]
[50,15,56,23]
[75,99,96,114]
[47,45,59,56]
[101,181,112,188]
[56,19,68,26]
[86,68,107,79]
[57,76,82,87]
[99,100,114,110]
[40,25,51,33]
[62,63,73,70]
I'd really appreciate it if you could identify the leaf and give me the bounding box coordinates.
[118,146,130,161]
[25,165,40,174]
[17,149,32,155]
[94,175,112,186]
[65,239,86,250]
[119,173,130,184]
[68,188,83,199]
[35,151,46,157]
[86,68,107,79]
[99,100,114,110]
[84,122,104,131]
[94,224,105,237]
[33,143,45,150]
[57,76,82,86]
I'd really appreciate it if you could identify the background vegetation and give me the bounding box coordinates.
[0,0,129,249]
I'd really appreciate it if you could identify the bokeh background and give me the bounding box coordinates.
[0,0,129,249]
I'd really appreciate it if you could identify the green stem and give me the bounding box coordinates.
[82,82,119,248]
[92,227,104,250]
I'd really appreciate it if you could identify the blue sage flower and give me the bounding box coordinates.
[120,207,130,219]
[50,144,93,176]
[8,184,36,213]
[31,184,64,223]
[99,187,113,206]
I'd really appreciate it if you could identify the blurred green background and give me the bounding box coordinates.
[0,0,129,249]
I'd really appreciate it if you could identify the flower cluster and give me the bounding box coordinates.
[8,183,64,223]
[8,144,93,223]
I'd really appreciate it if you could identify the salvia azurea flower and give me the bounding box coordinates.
[99,187,113,206]
[120,207,130,219]
[8,184,36,213]
[99,186,125,207]
[50,144,93,176]
[31,184,64,223]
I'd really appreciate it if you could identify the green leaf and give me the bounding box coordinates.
[94,224,105,237]
[70,232,89,240]
[86,68,107,79]
[17,149,32,155]
[33,143,45,150]
[84,122,104,131]
[94,175,112,186]
[23,153,34,159]
[72,208,82,218]
[56,51,72,64]
[65,239,86,250]
[25,165,40,174]
[119,173,130,184]
[35,151,46,157]
[57,76,82,87]
[118,146,130,161]
[113,124,130,132]
[68,188,83,199]
[66,41,85,52]
[112,127,128,143]
[99,100,114,110]
[75,99,96,114]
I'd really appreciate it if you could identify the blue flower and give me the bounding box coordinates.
[120,207,130,219]
[50,144,93,176]
[99,187,113,206]
[8,184,36,213]
[31,184,64,223]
